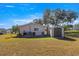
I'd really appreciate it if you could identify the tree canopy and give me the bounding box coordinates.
[43,8,78,26]
[11,25,20,34]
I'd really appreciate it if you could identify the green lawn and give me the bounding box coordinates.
[65,30,79,37]
[0,33,79,56]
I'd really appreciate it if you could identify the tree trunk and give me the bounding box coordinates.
[47,27,49,36]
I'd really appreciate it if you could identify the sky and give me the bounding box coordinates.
[0,3,79,29]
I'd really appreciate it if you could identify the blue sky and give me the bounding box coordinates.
[0,3,79,29]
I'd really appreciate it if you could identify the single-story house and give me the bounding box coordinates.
[6,29,12,33]
[19,23,64,37]
[0,28,6,34]
[19,23,48,36]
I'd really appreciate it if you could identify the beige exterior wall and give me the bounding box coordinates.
[19,25,31,34]
[19,24,45,36]
[31,24,45,35]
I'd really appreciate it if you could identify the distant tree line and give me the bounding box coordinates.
[11,25,20,34]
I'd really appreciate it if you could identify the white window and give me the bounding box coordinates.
[34,28,39,31]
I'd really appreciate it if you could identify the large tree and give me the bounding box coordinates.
[43,9,51,35]
[43,8,78,26]
[32,8,78,37]
[43,8,78,37]
[46,9,78,26]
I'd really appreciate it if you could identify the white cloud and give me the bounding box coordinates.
[30,7,34,10]
[0,23,10,29]
[13,19,33,25]
[74,20,79,24]
[5,5,15,8]
[14,19,32,23]
[30,15,38,19]
[21,4,30,6]
[13,13,42,25]
[30,13,42,19]
[0,24,5,25]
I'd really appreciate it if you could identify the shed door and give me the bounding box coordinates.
[54,28,62,37]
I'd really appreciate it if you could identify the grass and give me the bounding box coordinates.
[0,33,79,56]
[65,30,79,37]
[65,30,79,32]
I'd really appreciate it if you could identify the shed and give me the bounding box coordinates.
[49,25,64,37]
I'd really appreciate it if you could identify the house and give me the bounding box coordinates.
[19,23,64,37]
[6,29,12,33]
[0,28,6,34]
[19,23,47,37]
